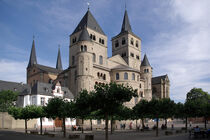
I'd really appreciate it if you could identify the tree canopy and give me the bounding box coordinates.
[0,90,18,112]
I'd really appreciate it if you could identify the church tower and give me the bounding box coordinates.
[112,10,141,70]
[68,9,107,97]
[140,54,152,100]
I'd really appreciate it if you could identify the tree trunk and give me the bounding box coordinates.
[136,119,138,131]
[62,118,66,137]
[185,117,188,130]
[141,118,144,130]
[110,118,113,134]
[105,114,109,140]
[90,119,93,131]
[82,118,84,133]
[156,118,159,137]
[165,118,167,128]
[204,117,207,129]
[25,119,28,134]
[40,117,43,135]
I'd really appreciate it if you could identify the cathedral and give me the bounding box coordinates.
[27,9,170,108]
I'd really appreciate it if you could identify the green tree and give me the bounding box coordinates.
[35,106,46,135]
[159,98,175,128]
[74,89,93,133]
[186,88,210,102]
[44,98,68,137]
[0,90,18,112]
[93,83,137,140]
[133,100,149,130]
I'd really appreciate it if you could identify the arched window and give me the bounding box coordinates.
[132,73,135,80]
[81,45,84,51]
[103,74,106,80]
[93,35,96,41]
[99,55,103,65]
[136,41,139,47]
[84,45,87,51]
[124,72,128,80]
[137,75,140,81]
[93,53,96,62]
[90,34,93,39]
[122,37,126,45]
[130,38,134,45]
[139,84,141,88]
[116,73,119,80]
[72,56,75,65]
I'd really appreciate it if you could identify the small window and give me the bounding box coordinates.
[81,45,84,51]
[115,40,119,48]
[40,97,45,106]
[93,35,96,41]
[116,73,119,80]
[74,70,77,83]
[122,37,126,45]
[93,53,96,62]
[84,45,87,51]
[102,39,104,44]
[136,41,139,47]
[121,52,126,57]
[99,55,103,65]
[137,75,140,81]
[132,73,135,80]
[139,83,141,88]
[136,55,139,60]
[57,88,60,93]
[130,53,134,57]
[124,72,128,80]
[99,38,102,43]
[72,56,75,65]
[130,38,134,45]
[103,74,106,80]
[90,34,93,39]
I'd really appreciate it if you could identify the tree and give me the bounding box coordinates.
[74,89,93,133]
[44,98,68,137]
[186,88,210,102]
[35,106,46,135]
[93,83,137,140]
[147,99,161,137]
[133,100,149,130]
[159,98,175,128]
[0,90,18,112]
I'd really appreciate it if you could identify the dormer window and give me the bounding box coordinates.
[57,88,60,93]
[115,40,119,48]
[122,37,126,45]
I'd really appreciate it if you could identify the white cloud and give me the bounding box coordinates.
[0,59,27,83]
[145,0,210,102]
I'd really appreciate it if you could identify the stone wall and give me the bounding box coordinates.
[0,112,37,129]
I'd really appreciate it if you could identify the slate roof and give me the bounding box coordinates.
[141,54,151,67]
[72,10,105,35]
[35,64,62,74]
[111,64,139,72]
[28,40,37,68]
[56,48,63,70]
[78,27,91,42]
[121,10,132,33]
[152,75,168,85]
[0,80,74,99]
[0,80,30,96]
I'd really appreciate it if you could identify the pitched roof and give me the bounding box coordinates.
[35,64,62,74]
[72,10,105,35]
[111,64,139,72]
[121,10,132,33]
[141,54,151,67]
[0,80,30,96]
[56,48,63,70]
[78,27,91,41]
[28,40,37,68]
[152,75,168,85]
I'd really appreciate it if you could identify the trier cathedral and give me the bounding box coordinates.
[27,9,170,108]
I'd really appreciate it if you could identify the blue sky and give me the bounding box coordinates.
[0,0,210,102]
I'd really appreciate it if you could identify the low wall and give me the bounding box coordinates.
[0,112,37,129]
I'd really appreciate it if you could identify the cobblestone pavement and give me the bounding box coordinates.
[0,129,193,140]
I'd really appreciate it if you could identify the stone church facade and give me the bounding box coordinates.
[27,9,170,108]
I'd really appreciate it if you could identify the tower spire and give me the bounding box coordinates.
[121,9,132,33]
[56,46,63,70]
[141,54,151,67]
[28,38,37,68]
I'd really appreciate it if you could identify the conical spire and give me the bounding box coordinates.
[72,10,105,35]
[141,54,151,67]
[78,27,91,42]
[56,47,63,70]
[28,39,37,68]
[121,10,132,33]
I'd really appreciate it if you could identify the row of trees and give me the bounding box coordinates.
[6,85,210,140]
